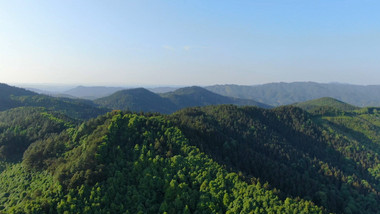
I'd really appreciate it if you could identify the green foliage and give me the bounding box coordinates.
[2,112,323,213]
[54,112,322,213]
[1,101,379,213]
[318,109,380,181]
[0,163,61,213]
[169,105,380,213]
[10,95,108,120]
[0,83,36,111]
[0,107,76,162]
[294,97,360,112]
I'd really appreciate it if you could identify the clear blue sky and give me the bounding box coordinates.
[1,0,380,86]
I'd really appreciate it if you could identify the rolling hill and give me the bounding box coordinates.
[161,86,270,109]
[168,105,379,213]
[293,97,360,111]
[62,86,126,100]
[95,86,270,114]
[1,82,379,213]
[0,83,37,111]
[0,104,378,213]
[0,101,378,212]
[94,88,177,114]
[0,107,76,162]
[0,110,323,213]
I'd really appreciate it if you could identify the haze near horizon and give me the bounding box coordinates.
[1,1,379,85]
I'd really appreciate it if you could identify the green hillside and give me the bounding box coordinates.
[294,97,360,111]
[169,105,379,214]
[0,96,379,213]
[0,107,76,162]
[316,107,380,180]
[0,83,37,111]
[0,83,108,120]
[0,111,322,213]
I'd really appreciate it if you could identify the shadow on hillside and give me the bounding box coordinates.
[168,105,379,213]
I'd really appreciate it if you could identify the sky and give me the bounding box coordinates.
[1,0,380,86]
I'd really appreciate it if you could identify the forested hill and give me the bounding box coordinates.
[293,97,360,111]
[0,107,77,162]
[168,105,379,213]
[0,83,379,213]
[205,82,380,107]
[94,88,177,114]
[161,86,270,109]
[0,83,108,120]
[0,111,323,213]
[0,83,37,110]
[94,86,270,114]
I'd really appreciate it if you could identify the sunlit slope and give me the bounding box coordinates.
[0,111,322,213]
[294,97,360,111]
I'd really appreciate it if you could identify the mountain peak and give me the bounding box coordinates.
[168,86,209,95]
[94,88,176,114]
[95,86,269,113]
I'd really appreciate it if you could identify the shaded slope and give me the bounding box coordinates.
[94,88,177,113]
[0,107,76,162]
[161,86,270,109]
[0,83,37,111]
[313,107,380,180]
[169,105,379,213]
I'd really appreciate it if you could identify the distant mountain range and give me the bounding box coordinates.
[1,83,268,116]
[206,82,380,107]
[22,82,380,107]
[27,85,179,100]
[94,86,270,113]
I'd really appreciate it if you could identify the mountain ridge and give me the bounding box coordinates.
[94,86,270,113]
[94,88,177,114]
[206,82,380,107]
[63,86,126,100]
[0,83,108,120]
